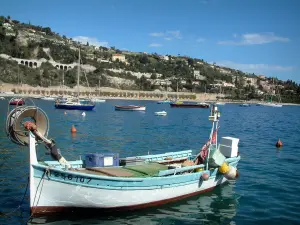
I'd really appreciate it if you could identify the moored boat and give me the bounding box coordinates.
[239,103,250,107]
[155,110,167,116]
[115,105,146,111]
[157,99,173,104]
[54,49,95,111]
[92,98,106,103]
[170,102,210,108]
[262,102,283,107]
[5,102,240,216]
[9,97,25,105]
[41,96,56,101]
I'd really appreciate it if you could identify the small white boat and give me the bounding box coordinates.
[216,102,226,106]
[155,111,167,116]
[93,98,106,103]
[263,102,283,107]
[41,96,56,101]
[0,97,5,100]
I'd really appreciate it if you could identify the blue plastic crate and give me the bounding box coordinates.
[85,153,119,168]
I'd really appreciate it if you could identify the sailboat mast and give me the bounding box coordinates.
[77,49,80,97]
[17,64,19,85]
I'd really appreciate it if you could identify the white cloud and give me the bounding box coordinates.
[149,32,164,37]
[196,38,205,43]
[217,33,290,45]
[215,60,295,73]
[166,30,182,39]
[73,36,109,47]
[149,30,182,40]
[149,43,163,47]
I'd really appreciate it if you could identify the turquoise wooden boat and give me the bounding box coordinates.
[5,103,240,216]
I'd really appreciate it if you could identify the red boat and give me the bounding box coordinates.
[170,102,210,108]
[9,98,25,106]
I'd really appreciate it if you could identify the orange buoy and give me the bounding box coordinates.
[71,125,77,133]
[275,139,283,148]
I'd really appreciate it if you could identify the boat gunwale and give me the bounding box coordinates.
[32,156,240,190]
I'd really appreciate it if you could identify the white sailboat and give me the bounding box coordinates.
[92,77,106,103]
[262,79,283,107]
[55,49,96,110]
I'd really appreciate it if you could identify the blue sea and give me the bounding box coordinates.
[0,98,300,225]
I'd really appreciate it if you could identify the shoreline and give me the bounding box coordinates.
[0,93,299,106]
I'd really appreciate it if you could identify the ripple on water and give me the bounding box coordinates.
[1,101,300,225]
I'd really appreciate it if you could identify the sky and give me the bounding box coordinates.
[1,0,300,82]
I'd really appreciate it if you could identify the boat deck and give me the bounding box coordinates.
[70,162,169,177]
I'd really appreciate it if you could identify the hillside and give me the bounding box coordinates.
[0,15,299,103]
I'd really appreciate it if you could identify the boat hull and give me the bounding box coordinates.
[115,106,146,111]
[9,100,25,105]
[157,101,172,104]
[30,168,229,215]
[263,103,283,107]
[55,104,95,110]
[170,103,209,108]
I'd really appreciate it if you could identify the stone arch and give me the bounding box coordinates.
[25,61,28,66]
[21,60,24,64]
[29,62,33,67]
[60,65,63,70]
[56,65,59,69]
[68,66,72,69]
[33,62,37,67]
[64,66,67,70]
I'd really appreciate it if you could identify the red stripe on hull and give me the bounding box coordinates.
[30,185,219,216]
[170,104,209,108]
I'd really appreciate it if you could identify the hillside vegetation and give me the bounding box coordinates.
[0,16,299,103]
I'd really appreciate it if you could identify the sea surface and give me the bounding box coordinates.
[0,98,300,225]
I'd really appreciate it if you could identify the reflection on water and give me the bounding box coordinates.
[28,182,240,225]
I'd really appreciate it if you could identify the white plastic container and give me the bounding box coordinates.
[219,137,239,157]
[220,137,239,148]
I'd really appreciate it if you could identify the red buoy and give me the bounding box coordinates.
[71,125,77,133]
[276,139,283,148]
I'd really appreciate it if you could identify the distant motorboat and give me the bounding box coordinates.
[262,102,283,107]
[216,102,226,106]
[92,98,106,103]
[41,96,55,101]
[115,105,146,111]
[170,102,210,108]
[0,97,5,100]
[157,99,172,104]
[239,103,250,107]
[155,111,167,116]
[9,98,25,106]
